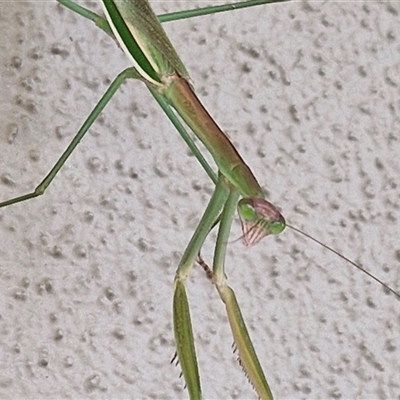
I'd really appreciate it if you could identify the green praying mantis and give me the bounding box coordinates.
[0,0,400,398]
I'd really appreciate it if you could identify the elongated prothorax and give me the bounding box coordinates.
[164,76,264,198]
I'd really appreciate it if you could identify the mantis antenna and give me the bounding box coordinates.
[286,224,400,300]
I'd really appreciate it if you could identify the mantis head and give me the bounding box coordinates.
[237,197,286,246]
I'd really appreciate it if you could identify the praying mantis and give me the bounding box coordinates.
[0,0,399,398]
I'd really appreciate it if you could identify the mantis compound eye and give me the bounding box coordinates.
[237,197,286,246]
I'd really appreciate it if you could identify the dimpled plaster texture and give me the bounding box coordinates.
[0,1,399,399]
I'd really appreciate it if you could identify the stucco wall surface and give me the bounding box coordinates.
[0,1,399,399]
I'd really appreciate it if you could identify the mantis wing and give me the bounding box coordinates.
[102,0,189,82]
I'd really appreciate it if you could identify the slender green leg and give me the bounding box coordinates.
[56,0,113,37]
[176,175,229,281]
[211,188,274,400]
[158,0,291,22]
[0,68,139,208]
[57,0,290,32]
[149,87,217,185]
[212,188,240,284]
[173,176,229,400]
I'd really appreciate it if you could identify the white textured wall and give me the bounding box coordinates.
[0,1,399,399]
